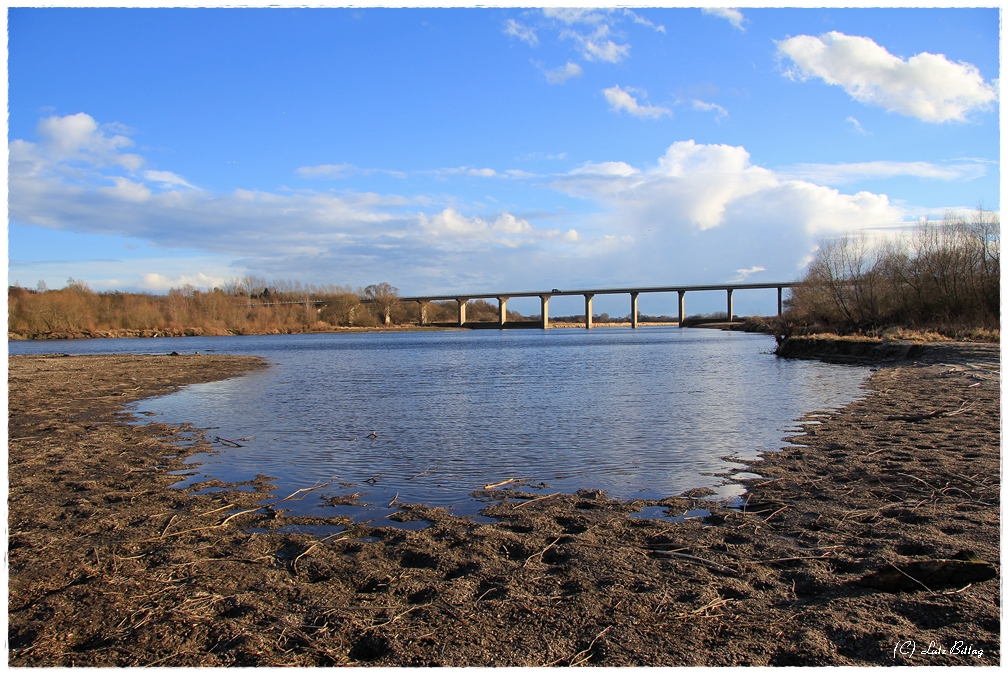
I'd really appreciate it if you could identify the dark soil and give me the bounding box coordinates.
[7,345,1000,666]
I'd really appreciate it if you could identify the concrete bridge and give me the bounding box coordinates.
[377,282,798,329]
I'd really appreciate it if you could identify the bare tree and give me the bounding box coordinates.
[363,282,400,325]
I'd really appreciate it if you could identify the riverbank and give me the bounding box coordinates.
[8,344,999,665]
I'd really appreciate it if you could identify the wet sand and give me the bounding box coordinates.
[7,344,999,665]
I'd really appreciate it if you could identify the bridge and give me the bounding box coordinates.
[365,281,800,329]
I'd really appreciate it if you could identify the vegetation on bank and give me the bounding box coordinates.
[6,278,542,339]
[780,207,999,342]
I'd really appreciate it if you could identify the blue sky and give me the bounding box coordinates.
[7,7,1000,315]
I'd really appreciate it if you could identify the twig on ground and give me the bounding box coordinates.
[525,536,563,568]
[513,492,559,509]
[764,505,789,522]
[160,514,178,538]
[143,508,261,541]
[569,625,612,667]
[652,550,737,575]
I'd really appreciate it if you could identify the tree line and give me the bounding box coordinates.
[7,278,534,338]
[784,207,999,337]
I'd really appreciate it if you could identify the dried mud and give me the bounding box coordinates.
[7,344,1000,666]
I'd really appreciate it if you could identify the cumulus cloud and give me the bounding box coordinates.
[546,140,912,283]
[779,160,988,185]
[603,86,671,119]
[504,19,538,47]
[702,8,745,31]
[544,61,583,84]
[552,138,907,235]
[692,99,729,121]
[777,31,998,123]
[12,112,145,177]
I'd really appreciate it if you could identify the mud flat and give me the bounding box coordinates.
[7,345,999,666]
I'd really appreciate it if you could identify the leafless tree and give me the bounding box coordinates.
[363,282,400,325]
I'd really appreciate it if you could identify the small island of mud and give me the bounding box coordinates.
[8,344,999,666]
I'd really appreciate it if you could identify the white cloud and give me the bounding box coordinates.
[692,99,729,121]
[504,169,538,178]
[553,140,903,233]
[296,163,355,178]
[777,31,998,123]
[779,160,987,185]
[295,163,407,179]
[549,140,909,282]
[34,112,144,170]
[562,24,630,63]
[702,8,745,31]
[418,208,579,250]
[603,86,671,119]
[570,161,638,177]
[545,61,583,84]
[622,10,665,33]
[542,8,608,25]
[846,116,870,135]
[505,19,538,47]
[10,113,591,293]
[144,170,195,189]
[733,266,766,281]
[141,271,229,293]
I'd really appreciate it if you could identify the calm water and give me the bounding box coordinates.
[10,328,869,521]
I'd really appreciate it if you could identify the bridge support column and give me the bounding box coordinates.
[498,297,508,328]
[540,295,551,329]
[777,287,783,317]
[457,299,466,327]
[417,300,428,326]
[678,291,686,327]
[630,292,639,329]
[584,294,594,329]
[727,288,734,321]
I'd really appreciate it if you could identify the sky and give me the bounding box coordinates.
[6,6,1001,316]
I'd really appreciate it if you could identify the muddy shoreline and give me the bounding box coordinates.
[7,344,1000,665]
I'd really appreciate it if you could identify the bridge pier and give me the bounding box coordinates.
[417,300,428,326]
[678,290,686,327]
[727,288,734,321]
[630,292,639,329]
[540,295,551,329]
[584,294,594,329]
[777,286,783,317]
[457,299,466,327]
[498,297,508,328]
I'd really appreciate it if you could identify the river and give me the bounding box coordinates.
[10,328,869,522]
